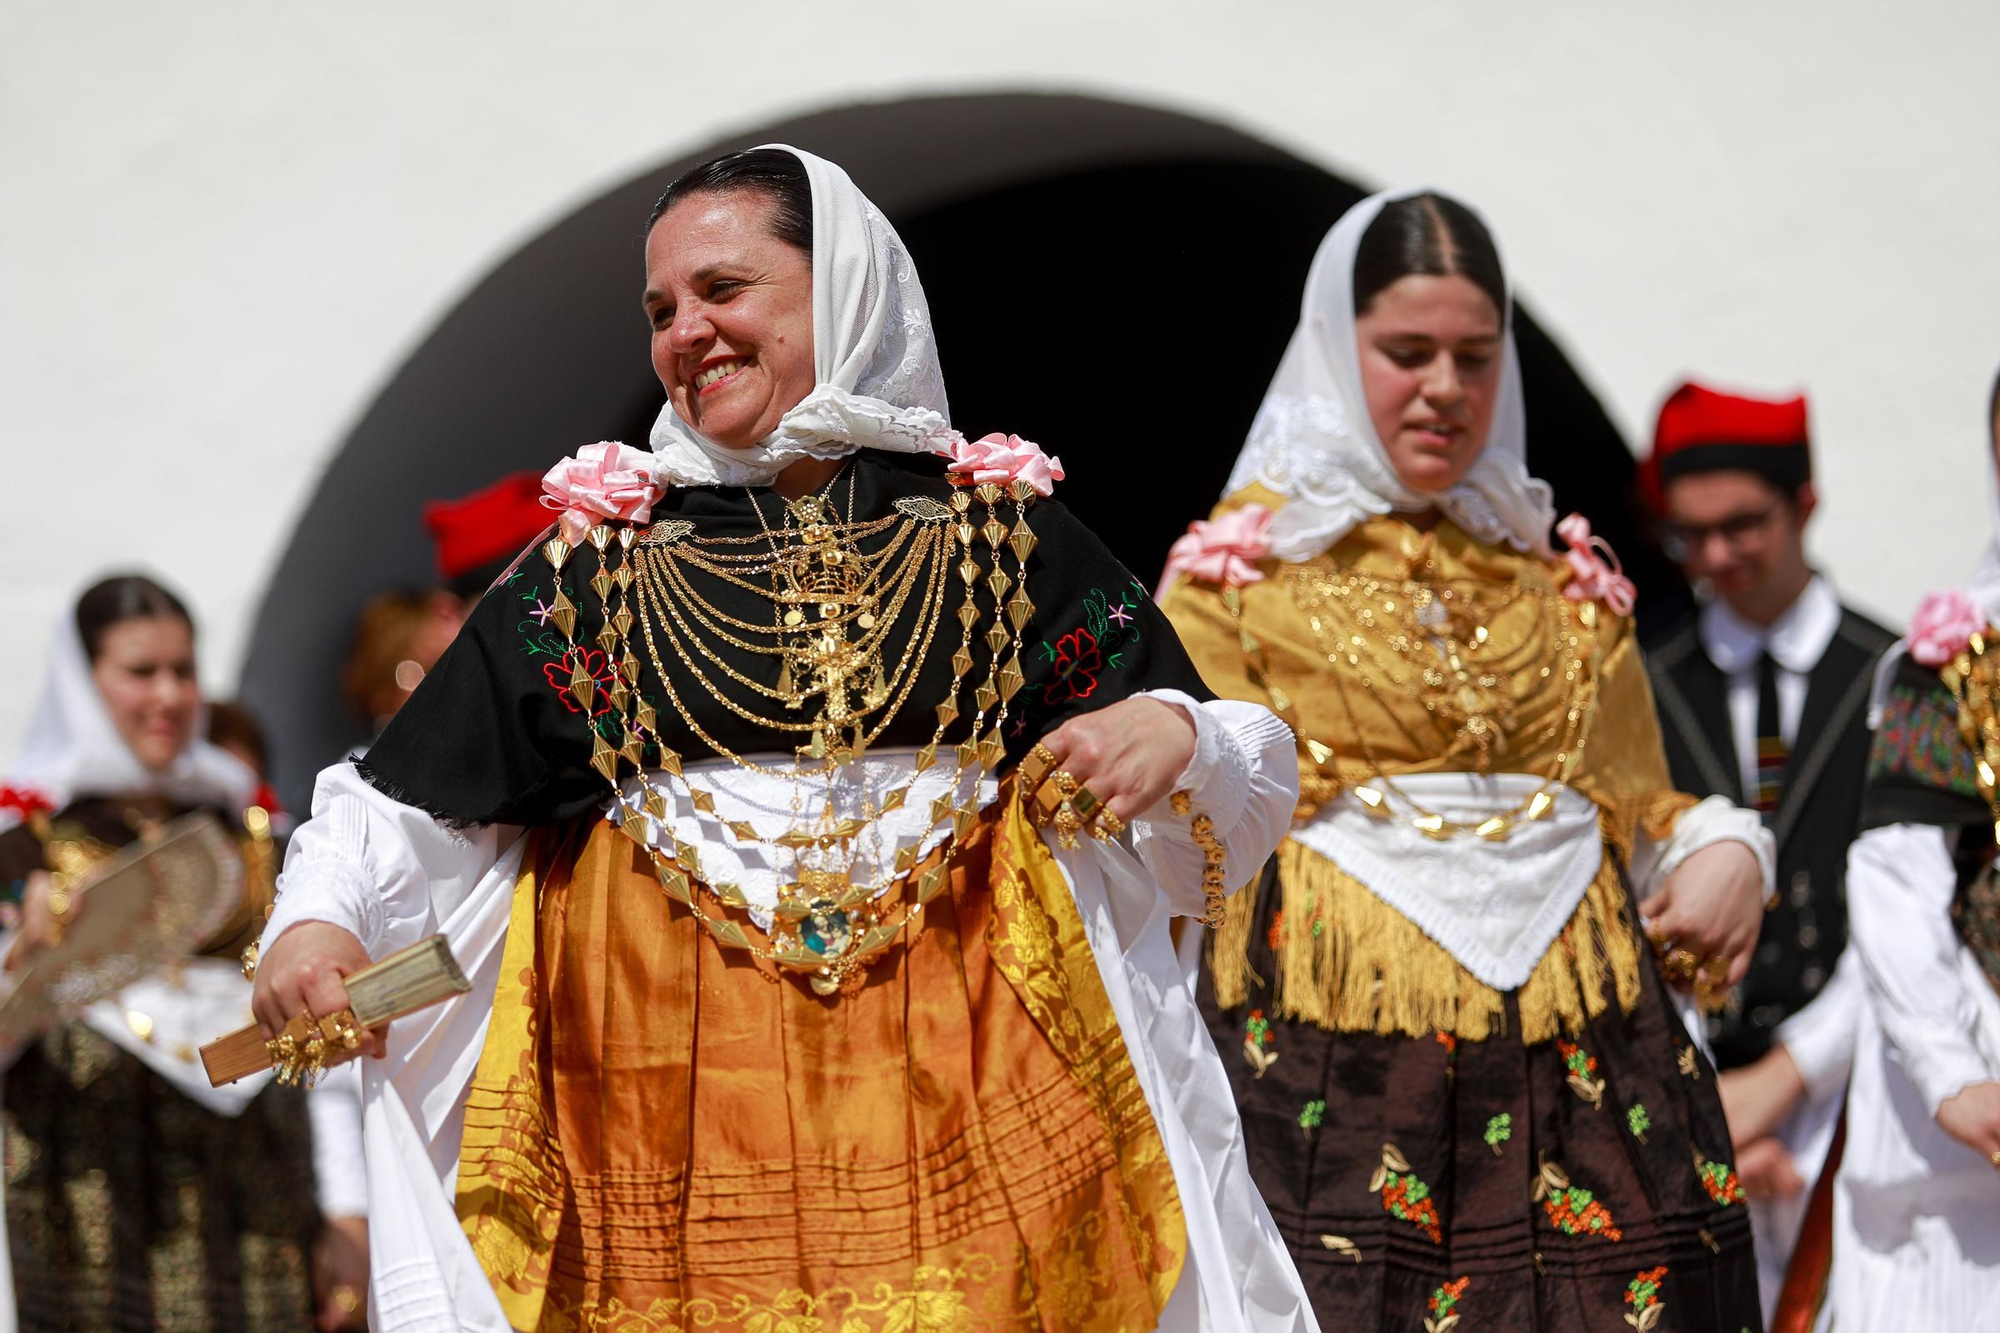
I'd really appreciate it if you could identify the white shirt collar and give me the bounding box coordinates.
[1699,574,1841,677]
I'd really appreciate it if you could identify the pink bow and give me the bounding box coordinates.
[1908,588,1986,666]
[940,432,1066,496]
[540,441,664,544]
[1556,513,1636,616]
[1160,504,1276,590]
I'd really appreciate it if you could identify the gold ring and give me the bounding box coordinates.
[1660,947,1699,986]
[331,1283,361,1315]
[1020,743,1060,792]
[1096,807,1127,840]
[1989,1150,2000,1171]
[1069,785,1104,822]
[1053,802,1084,851]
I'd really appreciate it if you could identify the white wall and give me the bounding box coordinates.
[5,0,1997,753]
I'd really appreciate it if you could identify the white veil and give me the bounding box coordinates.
[5,604,257,824]
[647,144,956,488]
[1220,187,1555,560]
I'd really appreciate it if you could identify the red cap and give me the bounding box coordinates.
[1641,381,1811,510]
[422,472,553,585]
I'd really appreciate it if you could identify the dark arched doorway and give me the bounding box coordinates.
[242,92,1672,810]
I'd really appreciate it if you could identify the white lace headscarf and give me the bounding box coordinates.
[1220,187,1556,560]
[5,597,256,826]
[647,144,955,488]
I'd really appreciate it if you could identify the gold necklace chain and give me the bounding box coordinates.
[538,480,1042,995]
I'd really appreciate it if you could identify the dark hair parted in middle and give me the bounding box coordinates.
[1352,193,1507,317]
[74,574,193,662]
[647,148,814,257]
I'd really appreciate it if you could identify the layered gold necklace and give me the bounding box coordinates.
[1230,546,1603,841]
[537,476,1041,993]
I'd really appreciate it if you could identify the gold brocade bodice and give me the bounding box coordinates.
[1158,488,1684,851]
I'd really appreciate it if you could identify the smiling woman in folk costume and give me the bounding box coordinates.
[1156,189,1777,1331]
[247,146,1315,1333]
[0,575,367,1330]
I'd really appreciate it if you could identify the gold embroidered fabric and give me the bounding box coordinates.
[1162,489,1697,1042]
[455,785,1184,1331]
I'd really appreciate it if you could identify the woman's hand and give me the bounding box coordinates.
[1641,840,1764,990]
[1035,697,1197,827]
[1718,1044,1807,1146]
[1936,1081,2000,1165]
[313,1215,370,1331]
[5,870,80,972]
[251,922,388,1059]
[1734,1136,1806,1202]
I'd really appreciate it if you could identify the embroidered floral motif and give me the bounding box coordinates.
[1298,1099,1326,1132]
[1869,681,1980,796]
[1035,580,1146,706]
[1437,1029,1458,1081]
[1268,910,1286,951]
[1558,1038,1605,1108]
[1425,1276,1470,1333]
[1535,1155,1622,1241]
[542,648,618,717]
[1676,1042,1700,1080]
[508,572,574,662]
[1484,1113,1512,1156]
[1041,629,1104,705]
[1624,1266,1668,1330]
[1695,1149,1747,1206]
[1627,1104,1651,1143]
[1243,1010,1278,1078]
[1369,1145,1442,1243]
[1318,1234,1361,1263]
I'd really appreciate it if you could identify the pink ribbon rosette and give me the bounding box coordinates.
[940,432,1066,497]
[1556,513,1636,616]
[1159,503,1276,590]
[540,441,664,544]
[1908,588,1987,666]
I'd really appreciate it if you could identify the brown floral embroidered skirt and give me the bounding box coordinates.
[1199,861,1763,1332]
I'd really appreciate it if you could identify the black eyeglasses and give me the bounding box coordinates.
[1660,503,1783,561]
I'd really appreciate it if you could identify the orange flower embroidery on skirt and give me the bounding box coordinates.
[1534,1154,1623,1241]
[1425,1276,1470,1333]
[1369,1145,1442,1243]
[1694,1149,1747,1206]
[1557,1038,1605,1108]
[1624,1265,1667,1330]
[1243,1009,1278,1077]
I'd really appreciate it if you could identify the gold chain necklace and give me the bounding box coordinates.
[538,480,1042,994]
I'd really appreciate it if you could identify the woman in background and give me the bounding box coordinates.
[1159,190,1772,1330]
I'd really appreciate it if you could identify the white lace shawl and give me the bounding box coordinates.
[1220,187,1556,560]
[646,145,957,488]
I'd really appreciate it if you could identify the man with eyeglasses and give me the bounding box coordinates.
[1639,379,1895,1316]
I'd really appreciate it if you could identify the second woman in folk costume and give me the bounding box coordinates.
[249,147,1315,1332]
[1157,190,1775,1331]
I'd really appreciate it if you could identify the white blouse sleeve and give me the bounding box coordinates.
[1774,947,1865,1105]
[264,762,521,958]
[1627,794,1776,904]
[1846,822,2000,1114]
[1125,689,1299,919]
[308,1062,370,1219]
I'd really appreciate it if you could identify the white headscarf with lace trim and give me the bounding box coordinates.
[646,144,956,488]
[5,597,256,827]
[1220,187,1555,561]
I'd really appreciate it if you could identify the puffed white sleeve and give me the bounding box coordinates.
[1773,947,1865,1105]
[1125,689,1299,919]
[1846,822,2000,1115]
[264,761,520,958]
[1627,794,1776,904]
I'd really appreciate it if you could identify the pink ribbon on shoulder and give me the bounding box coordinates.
[940,432,1065,496]
[1556,513,1636,616]
[1908,588,1986,666]
[540,441,664,544]
[1160,503,1276,590]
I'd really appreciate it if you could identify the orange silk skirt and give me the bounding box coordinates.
[454,788,1185,1332]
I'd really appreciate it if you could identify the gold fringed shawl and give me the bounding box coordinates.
[1163,489,1698,1043]
[454,785,1184,1332]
